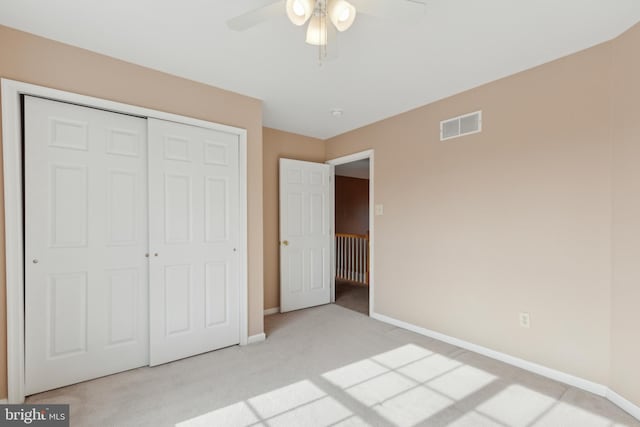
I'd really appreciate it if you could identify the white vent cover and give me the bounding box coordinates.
[440,111,482,141]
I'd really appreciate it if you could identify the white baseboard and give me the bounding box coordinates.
[264,307,280,316]
[0,398,7,404]
[247,333,266,344]
[371,311,640,421]
[607,388,640,420]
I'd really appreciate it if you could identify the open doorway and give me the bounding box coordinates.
[278,151,374,316]
[329,152,373,316]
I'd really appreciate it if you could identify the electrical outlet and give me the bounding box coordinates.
[519,312,531,329]
[375,204,384,216]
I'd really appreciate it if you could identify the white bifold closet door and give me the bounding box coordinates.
[25,96,149,395]
[25,97,241,394]
[148,118,240,366]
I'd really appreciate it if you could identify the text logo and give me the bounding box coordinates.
[0,405,69,427]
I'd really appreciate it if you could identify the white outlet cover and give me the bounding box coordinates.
[519,312,531,328]
[375,204,384,216]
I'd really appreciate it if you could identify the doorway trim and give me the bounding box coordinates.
[1,79,249,403]
[326,149,374,316]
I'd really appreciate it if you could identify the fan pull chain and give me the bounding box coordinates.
[318,1,328,66]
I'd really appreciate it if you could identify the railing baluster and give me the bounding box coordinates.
[349,237,356,280]
[353,237,356,282]
[343,237,349,279]
[361,238,364,282]
[348,237,352,281]
[359,238,362,283]
[340,236,344,279]
[350,237,354,282]
[342,236,346,280]
[338,236,341,279]
[334,232,369,286]
[349,237,352,281]
[357,238,360,283]
[338,235,341,279]
[352,237,356,282]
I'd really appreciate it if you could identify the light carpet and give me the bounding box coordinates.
[27,304,639,426]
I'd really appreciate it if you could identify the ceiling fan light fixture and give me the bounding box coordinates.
[305,14,328,46]
[328,0,356,32]
[286,0,315,26]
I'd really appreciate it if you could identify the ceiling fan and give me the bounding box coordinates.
[227,0,427,61]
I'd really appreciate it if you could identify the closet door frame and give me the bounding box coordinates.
[1,78,249,404]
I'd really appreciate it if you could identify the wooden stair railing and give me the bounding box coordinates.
[336,232,369,285]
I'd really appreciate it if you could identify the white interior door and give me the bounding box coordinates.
[279,159,332,312]
[148,118,240,366]
[24,96,149,395]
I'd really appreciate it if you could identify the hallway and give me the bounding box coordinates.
[335,279,369,315]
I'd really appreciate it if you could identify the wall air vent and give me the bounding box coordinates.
[440,111,482,141]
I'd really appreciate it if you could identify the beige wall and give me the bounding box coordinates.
[263,128,325,310]
[326,43,615,385]
[325,22,640,407]
[611,22,640,405]
[0,25,265,399]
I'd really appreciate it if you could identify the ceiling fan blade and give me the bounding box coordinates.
[227,1,284,31]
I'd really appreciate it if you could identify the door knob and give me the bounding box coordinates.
[32,259,39,264]
[282,240,289,246]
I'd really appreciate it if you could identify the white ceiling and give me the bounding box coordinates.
[335,159,370,179]
[1,0,639,139]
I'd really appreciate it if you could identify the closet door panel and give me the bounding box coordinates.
[24,96,148,395]
[148,118,240,366]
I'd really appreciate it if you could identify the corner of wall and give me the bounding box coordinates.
[608,20,640,408]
